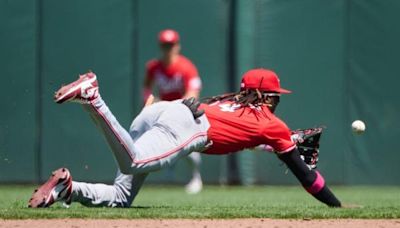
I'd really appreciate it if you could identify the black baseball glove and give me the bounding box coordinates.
[291,127,324,170]
[182,97,205,119]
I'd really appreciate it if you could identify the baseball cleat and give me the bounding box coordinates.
[28,168,72,208]
[54,72,99,104]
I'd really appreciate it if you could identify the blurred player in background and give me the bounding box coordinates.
[29,68,342,208]
[143,29,203,194]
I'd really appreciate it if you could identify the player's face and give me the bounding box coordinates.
[160,43,180,55]
[265,95,280,113]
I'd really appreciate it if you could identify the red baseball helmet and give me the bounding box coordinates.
[240,68,291,94]
[158,29,180,44]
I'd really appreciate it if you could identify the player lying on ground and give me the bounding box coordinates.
[28,68,341,208]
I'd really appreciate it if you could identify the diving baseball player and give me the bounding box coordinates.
[28,68,341,208]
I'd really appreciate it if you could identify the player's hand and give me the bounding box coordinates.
[182,97,204,119]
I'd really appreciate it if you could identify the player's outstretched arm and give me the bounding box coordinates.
[277,148,341,207]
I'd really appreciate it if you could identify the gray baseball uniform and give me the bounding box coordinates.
[70,97,209,207]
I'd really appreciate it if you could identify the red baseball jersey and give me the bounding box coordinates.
[146,55,201,101]
[200,101,296,155]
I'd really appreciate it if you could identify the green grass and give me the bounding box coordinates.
[0,185,399,219]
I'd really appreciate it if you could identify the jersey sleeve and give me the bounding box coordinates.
[182,58,202,91]
[261,117,296,153]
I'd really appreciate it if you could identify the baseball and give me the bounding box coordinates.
[351,120,366,134]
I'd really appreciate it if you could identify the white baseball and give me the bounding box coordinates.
[351,120,366,134]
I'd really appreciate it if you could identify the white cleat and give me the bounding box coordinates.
[185,178,203,195]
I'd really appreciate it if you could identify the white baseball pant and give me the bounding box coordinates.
[70,97,210,207]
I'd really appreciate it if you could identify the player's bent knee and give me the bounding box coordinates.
[119,164,138,175]
[119,168,132,175]
[119,163,151,176]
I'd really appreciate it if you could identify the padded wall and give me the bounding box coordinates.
[1,0,399,184]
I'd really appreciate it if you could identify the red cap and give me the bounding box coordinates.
[158,29,180,44]
[240,68,291,94]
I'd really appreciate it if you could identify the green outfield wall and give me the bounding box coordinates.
[0,0,399,185]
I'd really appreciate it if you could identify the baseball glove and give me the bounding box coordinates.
[291,127,324,170]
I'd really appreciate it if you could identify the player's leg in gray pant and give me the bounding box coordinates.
[84,98,210,175]
[71,171,148,207]
[69,104,161,208]
[52,73,208,207]
[185,152,203,194]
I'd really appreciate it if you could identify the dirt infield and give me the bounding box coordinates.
[1,219,400,228]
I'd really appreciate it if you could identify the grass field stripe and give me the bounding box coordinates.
[4,186,400,218]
